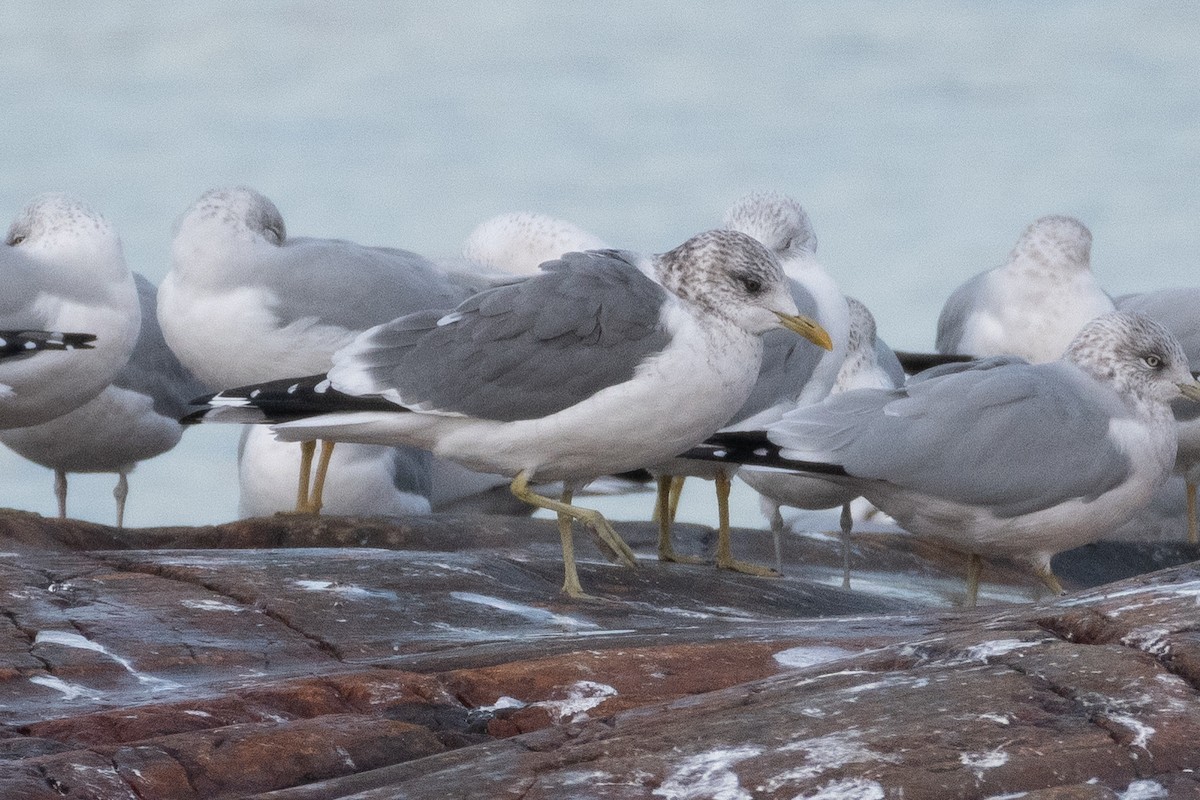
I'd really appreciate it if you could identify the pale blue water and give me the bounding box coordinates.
[2,2,1198,528]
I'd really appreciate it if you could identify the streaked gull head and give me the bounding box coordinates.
[173,186,287,248]
[654,229,830,346]
[1065,310,1196,406]
[462,211,607,275]
[723,191,818,261]
[1007,215,1092,274]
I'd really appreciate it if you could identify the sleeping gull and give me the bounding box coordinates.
[683,311,1200,606]
[1,193,140,428]
[653,192,847,576]
[1117,287,1200,542]
[185,229,833,598]
[739,297,905,585]
[0,275,205,526]
[158,186,470,512]
[936,215,1114,363]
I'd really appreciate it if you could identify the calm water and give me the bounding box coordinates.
[2,2,1198,527]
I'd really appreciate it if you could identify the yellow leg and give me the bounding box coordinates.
[307,440,335,515]
[667,475,685,523]
[964,553,983,608]
[657,475,703,565]
[714,470,779,577]
[296,440,316,512]
[1033,562,1066,597]
[510,471,636,597]
[1188,481,1197,545]
[554,486,590,599]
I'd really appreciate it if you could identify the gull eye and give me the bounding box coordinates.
[779,236,794,252]
[7,234,24,246]
[1143,354,1162,369]
[736,273,763,294]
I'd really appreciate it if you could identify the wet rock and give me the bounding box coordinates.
[2,509,1200,798]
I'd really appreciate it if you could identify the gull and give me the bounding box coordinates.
[0,275,205,526]
[683,311,1200,606]
[1117,287,1200,542]
[185,229,833,598]
[1,193,140,428]
[653,192,847,576]
[937,215,1114,363]
[739,297,905,585]
[158,186,471,512]
[233,210,614,518]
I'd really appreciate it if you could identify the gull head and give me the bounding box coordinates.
[462,211,607,276]
[1008,215,1092,273]
[1066,311,1200,405]
[656,229,832,349]
[723,191,818,261]
[173,186,287,249]
[6,193,124,279]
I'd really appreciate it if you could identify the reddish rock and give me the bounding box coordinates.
[4,509,1200,799]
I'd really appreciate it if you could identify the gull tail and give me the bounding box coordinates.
[182,374,404,425]
[0,330,97,357]
[678,431,850,477]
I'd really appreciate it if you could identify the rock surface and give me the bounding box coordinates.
[1,508,1198,799]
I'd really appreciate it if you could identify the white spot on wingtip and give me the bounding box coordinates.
[249,389,261,399]
[286,383,299,394]
[315,378,331,393]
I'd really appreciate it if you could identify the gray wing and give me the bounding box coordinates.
[727,278,822,424]
[908,354,1026,384]
[112,275,208,419]
[1117,288,1200,364]
[770,360,1131,517]
[0,247,49,324]
[260,238,470,333]
[873,336,907,387]
[331,249,673,422]
[935,271,989,353]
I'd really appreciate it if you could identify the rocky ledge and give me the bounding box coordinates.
[1,508,1198,799]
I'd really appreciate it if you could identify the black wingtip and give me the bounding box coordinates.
[679,431,849,477]
[894,350,976,374]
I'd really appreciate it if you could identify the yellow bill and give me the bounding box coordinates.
[1178,381,1200,402]
[773,311,834,351]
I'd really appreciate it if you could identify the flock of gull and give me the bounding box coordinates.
[2,188,1199,606]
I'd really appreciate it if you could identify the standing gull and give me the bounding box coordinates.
[158,186,469,512]
[1,275,205,526]
[1,194,140,428]
[937,215,1114,363]
[739,297,905,585]
[654,192,846,575]
[234,210,613,519]
[1117,287,1200,542]
[684,312,1200,606]
[186,230,832,598]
